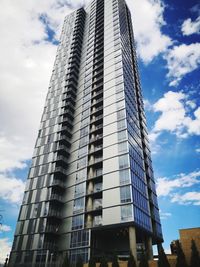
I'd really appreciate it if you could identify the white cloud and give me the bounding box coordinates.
[150,91,200,140]
[157,170,200,197]
[181,16,200,36]
[126,0,172,63]
[143,99,153,111]
[0,0,84,172]
[164,43,200,86]
[171,192,200,206]
[186,100,196,110]
[160,211,172,220]
[196,148,200,153]
[0,225,11,233]
[0,174,25,204]
[0,136,31,172]
[0,238,11,264]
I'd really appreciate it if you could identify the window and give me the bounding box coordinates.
[118,130,127,141]
[117,119,126,130]
[79,136,89,147]
[119,154,129,169]
[76,169,87,181]
[118,141,128,153]
[72,215,84,230]
[121,204,132,221]
[116,100,125,110]
[75,183,85,198]
[81,117,90,127]
[32,203,39,218]
[78,146,88,158]
[116,90,124,100]
[80,126,89,137]
[120,186,131,203]
[82,109,90,119]
[93,199,102,209]
[43,202,49,216]
[117,110,125,120]
[73,198,84,213]
[93,215,102,226]
[70,230,89,248]
[77,157,87,169]
[119,169,130,185]
[38,234,44,249]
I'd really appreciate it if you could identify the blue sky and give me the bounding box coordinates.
[0,0,200,262]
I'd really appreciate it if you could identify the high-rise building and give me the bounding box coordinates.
[9,0,163,266]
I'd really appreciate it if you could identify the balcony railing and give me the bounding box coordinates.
[90,114,103,123]
[50,179,65,188]
[50,194,64,203]
[89,134,103,143]
[89,145,103,154]
[48,209,62,218]
[90,124,103,133]
[53,166,67,176]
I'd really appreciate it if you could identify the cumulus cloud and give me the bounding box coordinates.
[157,170,200,197]
[126,0,172,63]
[149,91,200,140]
[159,211,172,220]
[171,192,200,206]
[0,174,25,204]
[181,16,200,36]
[0,238,11,264]
[164,43,200,86]
[143,99,153,111]
[196,148,200,153]
[0,0,86,172]
[0,225,12,233]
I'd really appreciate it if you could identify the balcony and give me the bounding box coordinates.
[93,216,103,227]
[43,242,57,250]
[57,134,71,144]
[90,114,103,123]
[89,145,103,154]
[89,133,103,143]
[56,143,70,153]
[91,88,103,98]
[49,193,64,203]
[91,97,103,106]
[90,124,103,133]
[91,106,103,115]
[88,157,103,166]
[87,185,102,196]
[53,166,67,176]
[94,183,102,192]
[57,125,72,136]
[60,108,74,118]
[60,117,73,128]
[48,209,62,219]
[45,224,59,234]
[50,179,65,189]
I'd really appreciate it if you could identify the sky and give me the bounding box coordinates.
[0,0,200,263]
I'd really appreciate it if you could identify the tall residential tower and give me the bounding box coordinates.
[9,0,163,266]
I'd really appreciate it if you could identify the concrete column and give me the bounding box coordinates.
[129,226,137,261]
[87,197,93,211]
[88,181,94,194]
[157,243,163,254]
[146,237,153,260]
[86,214,93,228]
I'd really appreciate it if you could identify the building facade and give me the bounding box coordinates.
[171,228,200,265]
[9,0,163,266]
